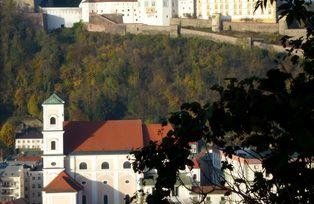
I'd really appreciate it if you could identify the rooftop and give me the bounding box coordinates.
[42,93,64,105]
[43,171,83,193]
[0,165,23,177]
[15,128,42,139]
[63,120,171,154]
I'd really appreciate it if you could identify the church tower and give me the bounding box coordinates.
[42,93,66,187]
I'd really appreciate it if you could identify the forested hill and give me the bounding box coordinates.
[0,2,289,128]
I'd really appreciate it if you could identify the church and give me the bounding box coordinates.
[41,93,172,204]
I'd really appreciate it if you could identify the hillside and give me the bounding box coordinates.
[0,3,292,126]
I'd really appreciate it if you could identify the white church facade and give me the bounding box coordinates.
[41,93,205,204]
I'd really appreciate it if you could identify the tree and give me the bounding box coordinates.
[27,94,40,117]
[131,1,314,203]
[0,121,15,149]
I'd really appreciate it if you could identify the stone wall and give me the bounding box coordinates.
[25,12,45,29]
[87,14,126,34]
[222,21,279,33]
[284,29,306,39]
[170,18,211,28]
[86,24,126,34]
[87,23,179,37]
[180,28,239,45]
[126,24,179,37]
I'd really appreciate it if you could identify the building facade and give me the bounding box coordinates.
[196,0,277,22]
[177,0,195,18]
[43,0,179,30]
[41,94,197,204]
[25,169,43,204]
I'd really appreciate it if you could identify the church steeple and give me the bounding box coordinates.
[42,93,66,187]
[42,93,64,132]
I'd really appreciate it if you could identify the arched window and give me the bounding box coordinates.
[51,141,56,150]
[104,195,108,204]
[79,162,87,170]
[50,117,56,125]
[82,195,86,204]
[123,161,131,169]
[101,162,109,169]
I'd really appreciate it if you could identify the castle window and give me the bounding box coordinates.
[79,162,87,170]
[50,117,56,125]
[123,161,131,169]
[104,195,108,204]
[51,141,56,150]
[101,162,109,169]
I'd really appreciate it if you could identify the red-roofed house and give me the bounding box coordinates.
[41,94,174,204]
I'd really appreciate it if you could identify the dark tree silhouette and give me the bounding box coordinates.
[131,1,314,203]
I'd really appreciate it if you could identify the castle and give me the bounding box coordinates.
[41,0,277,30]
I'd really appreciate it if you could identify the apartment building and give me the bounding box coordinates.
[0,165,26,202]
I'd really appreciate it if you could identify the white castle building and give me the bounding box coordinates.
[42,0,277,30]
[43,0,179,30]
[196,0,277,22]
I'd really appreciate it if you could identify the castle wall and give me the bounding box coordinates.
[222,21,279,33]
[42,7,82,30]
[171,17,212,28]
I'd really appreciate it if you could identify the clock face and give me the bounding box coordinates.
[51,162,56,166]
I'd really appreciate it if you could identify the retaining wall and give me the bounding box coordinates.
[180,28,239,45]
[222,21,279,33]
[171,18,212,28]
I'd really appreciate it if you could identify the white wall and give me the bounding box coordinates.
[66,154,140,204]
[42,192,78,204]
[15,138,43,150]
[80,1,138,24]
[138,0,174,26]
[197,0,276,22]
[42,8,82,30]
[178,0,195,18]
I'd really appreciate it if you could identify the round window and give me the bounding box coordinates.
[103,181,107,184]
[125,180,129,183]
[51,162,56,166]
[82,181,87,185]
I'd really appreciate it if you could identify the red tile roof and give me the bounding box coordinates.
[16,156,41,162]
[143,124,173,145]
[63,120,144,154]
[43,171,83,193]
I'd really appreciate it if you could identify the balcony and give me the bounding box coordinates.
[1,189,14,195]
[0,182,18,189]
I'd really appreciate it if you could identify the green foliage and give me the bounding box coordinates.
[27,94,40,117]
[0,14,279,125]
[0,0,282,126]
[0,121,15,149]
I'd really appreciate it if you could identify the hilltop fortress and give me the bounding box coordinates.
[40,0,277,30]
